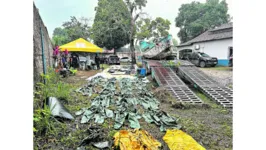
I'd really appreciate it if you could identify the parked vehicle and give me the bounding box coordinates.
[100,56,108,64]
[179,49,192,60]
[188,52,218,67]
[120,57,131,63]
[107,55,120,65]
[229,54,233,67]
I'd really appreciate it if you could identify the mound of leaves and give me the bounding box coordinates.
[75,76,181,131]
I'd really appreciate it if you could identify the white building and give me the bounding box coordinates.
[177,23,233,66]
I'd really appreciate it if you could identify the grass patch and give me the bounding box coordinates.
[193,90,222,109]
[165,86,232,149]
[34,68,94,149]
[206,66,232,71]
[108,130,117,139]
[101,64,110,69]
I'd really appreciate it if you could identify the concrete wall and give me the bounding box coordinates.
[197,39,233,66]
[177,38,233,66]
[33,3,53,85]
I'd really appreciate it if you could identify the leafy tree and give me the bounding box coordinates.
[172,38,178,46]
[62,16,92,41]
[52,27,68,46]
[135,18,152,42]
[150,17,171,38]
[52,16,92,46]
[175,0,230,43]
[125,0,148,64]
[135,17,171,44]
[91,0,131,50]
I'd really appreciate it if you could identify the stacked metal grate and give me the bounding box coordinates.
[178,64,233,108]
[152,67,202,104]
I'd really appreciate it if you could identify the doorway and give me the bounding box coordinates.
[228,47,233,58]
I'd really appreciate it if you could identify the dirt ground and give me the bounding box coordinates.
[35,68,232,150]
[199,67,233,87]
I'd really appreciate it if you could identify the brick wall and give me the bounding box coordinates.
[33,3,53,86]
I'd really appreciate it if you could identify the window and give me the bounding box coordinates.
[199,53,210,57]
[190,53,196,60]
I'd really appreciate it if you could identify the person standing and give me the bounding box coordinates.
[64,49,69,56]
[86,55,92,70]
[72,55,77,69]
[53,46,59,68]
[62,54,67,68]
[95,54,100,70]
[63,49,69,68]
[71,53,79,69]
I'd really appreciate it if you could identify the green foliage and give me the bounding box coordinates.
[161,60,181,68]
[136,17,171,42]
[125,0,147,11]
[150,17,171,38]
[136,18,152,40]
[52,27,69,46]
[34,68,73,135]
[172,38,178,46]
[91,0,131,49]
[52,17,92,46]
[108,130,117,138]
[37,68,73,100]
[62,17,91,41]
[33,105,56,136]
[175,0,230,43]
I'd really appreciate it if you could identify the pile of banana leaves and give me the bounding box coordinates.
[75,76,181,131]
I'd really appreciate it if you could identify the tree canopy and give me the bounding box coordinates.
[172,38,178,46]
[52,16,92,46]
[175,0,230,43]
[135,17,171,43]
[91,0,131,49]
[52,27,68,46]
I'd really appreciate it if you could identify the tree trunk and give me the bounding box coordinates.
[130,15,136,65]
[134,39,138,47]
[130,39,136,64]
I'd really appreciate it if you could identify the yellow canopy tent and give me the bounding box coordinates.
[59,38,103,53]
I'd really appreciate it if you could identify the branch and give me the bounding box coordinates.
[133,12,148,22]
[130,6,134,14]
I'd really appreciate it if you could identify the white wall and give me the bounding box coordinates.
[177,38,232,60]
[194,39,233,59]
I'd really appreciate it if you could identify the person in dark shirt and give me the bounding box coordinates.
[95,54,100,70]
[71,53,79,69]
[62,55,67,68]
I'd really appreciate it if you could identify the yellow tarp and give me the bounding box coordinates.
[113,129,161,150]
[59,38,103,53]
[163,129,206,150]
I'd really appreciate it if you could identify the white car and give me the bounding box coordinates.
[120,57,131,63]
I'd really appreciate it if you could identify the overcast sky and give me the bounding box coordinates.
[34,0,232,43]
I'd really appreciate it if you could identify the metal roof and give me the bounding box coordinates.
[178,22,233,47]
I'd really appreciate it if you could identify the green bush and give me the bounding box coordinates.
[34,67,72,135]
[33,105,55,136]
